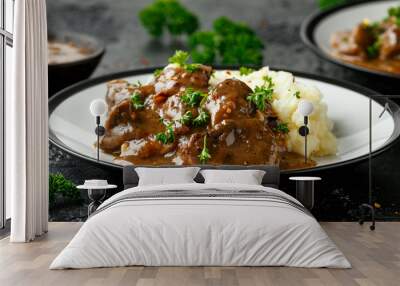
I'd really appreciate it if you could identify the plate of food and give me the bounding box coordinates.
[49,51,400,174]
[301,0,400,79]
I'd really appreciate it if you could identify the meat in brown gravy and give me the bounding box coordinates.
[331,13,400,74]
[99,64,305,168]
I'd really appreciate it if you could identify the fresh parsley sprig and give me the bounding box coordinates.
[366,41,381,59]
[388,5,400,26]
[198,136,211,163]
[239,67,254,76]
[153,69,163,77]
[130,92,145,109]
[181,88,207,107]
[155,122,175,144]
[193,109,210,127]
[246,76,274,112]
[169,50,190,66]
[179,111,193,125]
[274,123,289,134]
[168,50,200,72]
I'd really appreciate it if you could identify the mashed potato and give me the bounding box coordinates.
[209,67,337,157]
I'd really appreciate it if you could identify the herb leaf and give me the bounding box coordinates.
[293,91,301,99]
[193,109,210,127]
[179,111,193,125]
[130,92,145,109]
[155,122,175,144]
[239,67,254,76]
[185,63,200,72]
[154,69,163,77]
[181,88,207,107]
[366,41,381,59]
[388,6,400,20]
[169,50,190,66]
[246,76,274,112]
[168,50,201,73]
[274,123,289,134]
[198,136,211,163]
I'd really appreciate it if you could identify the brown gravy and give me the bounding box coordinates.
[331,50,400,75]
[100,64,315,170]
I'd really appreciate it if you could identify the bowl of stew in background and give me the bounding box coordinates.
[301,0,400,81]
[48,31,105,96]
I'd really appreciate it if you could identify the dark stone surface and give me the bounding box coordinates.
[47,0,400,221]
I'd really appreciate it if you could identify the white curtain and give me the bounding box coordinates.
[7,0,49,242]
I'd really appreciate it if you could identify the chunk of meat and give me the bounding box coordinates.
[205,79,254,126]
[178,118,283,165]
[331,31,363,57]
[379,25,400,60]
[352,24,375,50]
[120,137,175,159]
[153,65,213,105]
[100,99,163,152]
[106,80,155,109]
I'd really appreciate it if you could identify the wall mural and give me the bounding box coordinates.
[47,0,400,222]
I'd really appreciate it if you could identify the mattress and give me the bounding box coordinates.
[50,183,351,269]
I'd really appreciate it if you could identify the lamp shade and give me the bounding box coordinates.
[298,100,314,116]
[90,99,107,116]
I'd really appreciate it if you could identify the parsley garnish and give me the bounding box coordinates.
[169,50,190,66]
[153,69,163,77]
[181,88,207,107]
[274,123,289,134]
[366,41,381,59]
[168,50,200,73]
[239,67,254,76]
[246,76,274,112]
[179,111,193,125]
[130,92,145,109]
[193,109,210,127]
[294,91,301,99]
[185,63,200,72]
[198,136,211,164]
[388,6,400,23]
[155,122,175,144]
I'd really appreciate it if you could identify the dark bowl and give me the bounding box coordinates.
[48,31,105,96]
[300,0,400,81]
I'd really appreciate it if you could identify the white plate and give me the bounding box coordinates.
[49,68,400,174]
[301,0,400,79]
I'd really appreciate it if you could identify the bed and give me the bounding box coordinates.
[50,165,350,269]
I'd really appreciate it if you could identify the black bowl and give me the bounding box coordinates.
[300,0,400,81]
[48,31,105,96]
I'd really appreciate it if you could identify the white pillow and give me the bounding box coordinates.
[200,169,266,185]
[135,167,200,186]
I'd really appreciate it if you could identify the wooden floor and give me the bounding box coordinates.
[0,222,399,286]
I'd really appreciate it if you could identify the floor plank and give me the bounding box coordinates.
[0,222,399,286]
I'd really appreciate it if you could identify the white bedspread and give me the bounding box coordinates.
[50,183,351,269]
